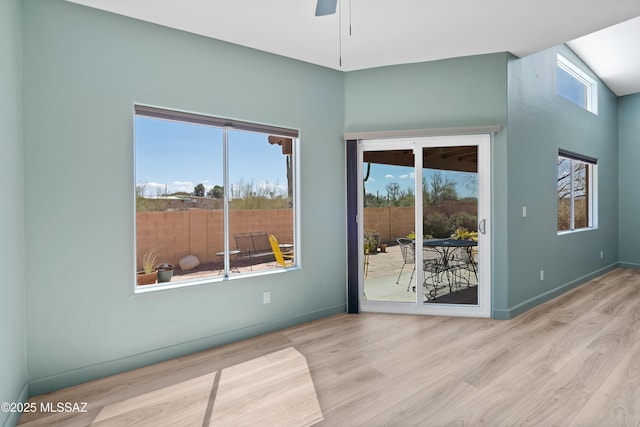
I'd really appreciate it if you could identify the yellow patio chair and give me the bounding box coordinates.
[269,234,294,267]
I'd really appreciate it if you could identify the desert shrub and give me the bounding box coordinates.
[423,212,453,238]
[557,198,587,230]
[449,211,478,231]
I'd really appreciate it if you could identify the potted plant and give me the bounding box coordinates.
[364,228,381,254]
[451,227,478,241]
[157,262,174,283]
[137,248,159,285]
[363,228,381,277]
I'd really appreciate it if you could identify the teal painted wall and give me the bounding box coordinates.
[345,54,509,131]
[505,46,619,317]
[0,0,28,424]
[13,0,636,401]
[23,0,345,395]
[344,54,511,315]
[619,93,640,267]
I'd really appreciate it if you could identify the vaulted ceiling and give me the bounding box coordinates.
[68,0,640,96]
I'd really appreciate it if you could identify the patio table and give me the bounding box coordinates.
[216,250,241,274]
[422,238,477,298]
[279,243,293,251]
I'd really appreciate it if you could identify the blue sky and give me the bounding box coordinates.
[364,163,477,200]
[136,116,476,200]
[135,116,289,197]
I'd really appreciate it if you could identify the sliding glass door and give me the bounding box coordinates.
[361,146,416,303]
[358,135,491,317]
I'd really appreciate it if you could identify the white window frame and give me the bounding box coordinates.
[557,54,598,115]
[557,152,598,234]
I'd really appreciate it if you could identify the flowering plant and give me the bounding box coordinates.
[452,227,478,241]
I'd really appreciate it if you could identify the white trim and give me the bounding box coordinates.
[591,163,598,229]
[358,133,492,318]
[557,155,597,234]
[345,125,502,141]
[557,54,598,115]
[223,127,230,276]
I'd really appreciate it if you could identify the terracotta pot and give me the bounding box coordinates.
[137,271,157,285]
[379,243,388,253]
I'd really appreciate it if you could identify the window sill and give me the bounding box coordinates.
[557,227,597,236]
[134,266,300,294]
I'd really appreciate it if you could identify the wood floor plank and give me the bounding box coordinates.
[452,317,569,388]
[569,337,640,426]
[497,348,607,426]
[428,363,556,426]
[352,373,478,426]
[498,316,640,426]
[522,310,615,373]
[18,268,640,427]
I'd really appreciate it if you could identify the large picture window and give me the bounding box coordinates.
[134,106,297,288]
[557,150,597,233]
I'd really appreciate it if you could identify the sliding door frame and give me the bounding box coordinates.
[353,133,492,317]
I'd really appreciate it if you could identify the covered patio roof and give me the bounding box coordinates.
[363,146,478,173]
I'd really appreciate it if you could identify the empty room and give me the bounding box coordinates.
[3,0,640,425]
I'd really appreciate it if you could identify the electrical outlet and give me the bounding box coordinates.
[263,291,271,304]
[540,270,544,281]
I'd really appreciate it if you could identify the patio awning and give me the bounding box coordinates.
[363,146,478,173]
[267,136,292,155]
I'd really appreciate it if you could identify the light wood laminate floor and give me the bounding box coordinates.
[19,268,640,426]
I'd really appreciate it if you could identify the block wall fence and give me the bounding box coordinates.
[363,201,478,242]
[136,201,476,267]
[136,209,294,268]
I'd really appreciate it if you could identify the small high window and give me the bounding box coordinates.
[557,150,597,233]
[557,54,598,114]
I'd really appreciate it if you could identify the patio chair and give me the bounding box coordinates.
[269,234,294,267]
[234,232,255,262]
[428,245,473,296]
[396,238,416,289]
[450,246,478,287]
[423,249,446,299]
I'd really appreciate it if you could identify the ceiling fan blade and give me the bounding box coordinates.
[315,0,337,16]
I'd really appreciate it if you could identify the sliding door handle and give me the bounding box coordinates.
[478,219,486,235]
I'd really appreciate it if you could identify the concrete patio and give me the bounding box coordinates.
[164,243,477,305]
[365,243,478,304]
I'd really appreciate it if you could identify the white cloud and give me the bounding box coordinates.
[170,181,195,194]
[138,179,288,199]
[142,182,165,190]
[257,181,287,195]
[171,180,194,187]
[136,181,168,197]
[137,180,199,197]
[228,181,287,199]
[385,174,395,179]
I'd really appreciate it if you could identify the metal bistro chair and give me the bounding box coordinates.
[396,238,416,290]
[450,245,478,288]
[423,247,446,300]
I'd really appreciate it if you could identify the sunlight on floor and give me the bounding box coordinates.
[211,347,323,426]
[92,347,323,426]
